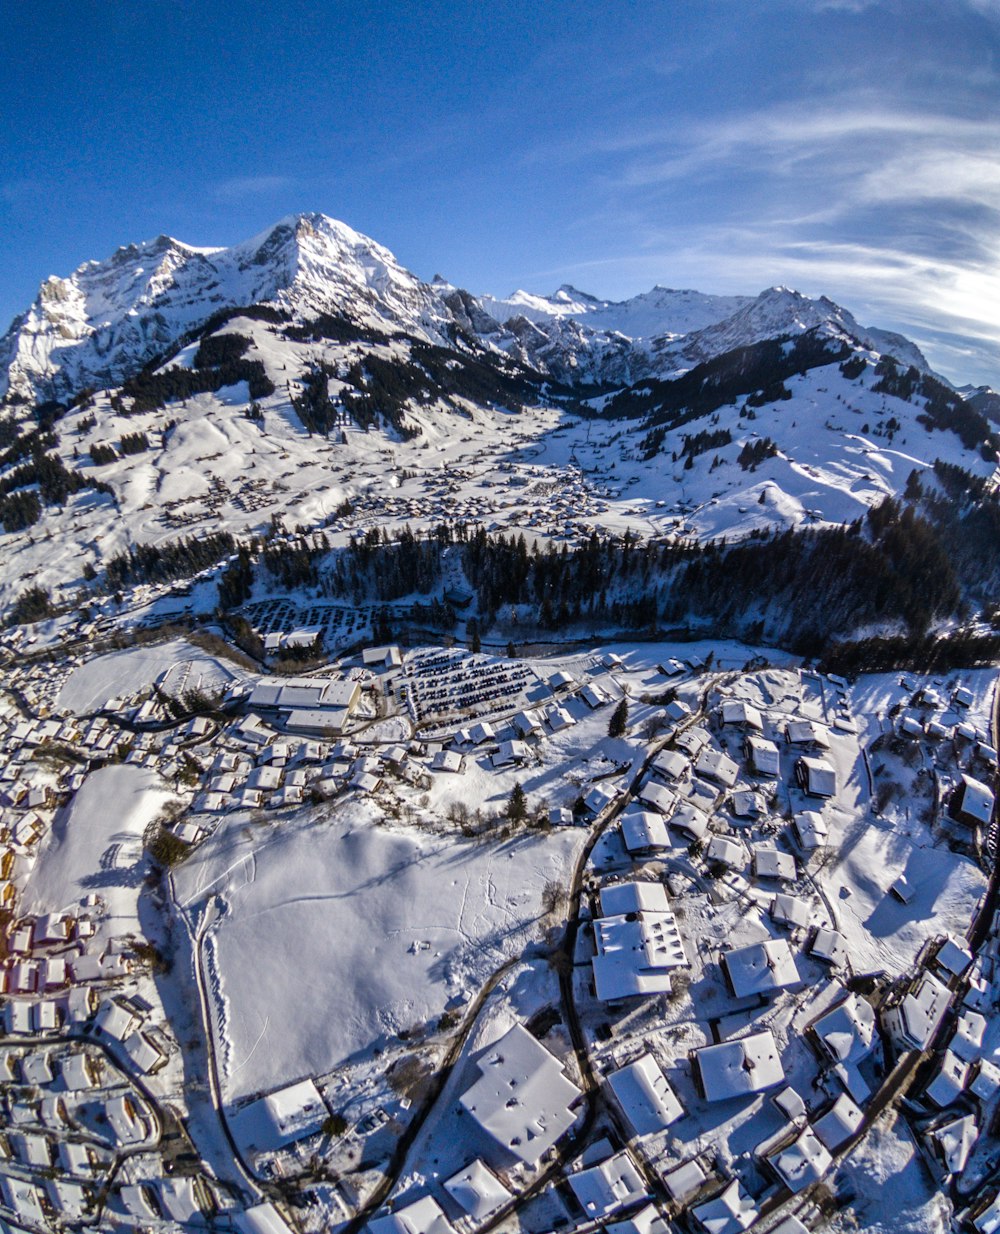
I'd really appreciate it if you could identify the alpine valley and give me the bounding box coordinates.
[4,215,1000,1234]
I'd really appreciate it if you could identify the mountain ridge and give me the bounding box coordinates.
[1,211,944,408]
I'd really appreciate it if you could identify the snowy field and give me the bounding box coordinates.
[173,799,585,1103]
[57,637,249,713]
[21,764,174,926]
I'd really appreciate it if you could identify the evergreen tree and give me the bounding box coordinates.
[608,698,629,738]
[507,782,527,824]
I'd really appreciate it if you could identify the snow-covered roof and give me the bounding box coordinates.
[746,735,780,776]
[662,1157,707,1201]
[652,749,689,780]
[691,1178,758,1234]
[925,1049,970,1108]
[252,1078,327,1147]
[796,756,836,797]
[768,1126,832,1193]
[695,1031,785,1102]
[753,845,796,882]
[955,775,995,825]
[443,1159,512,1220]
[637,779,676,816]
[810,928,848,968]
[668,799,709,840]
[600,881,670,916]
[694,747,739,788]
[931,1113,979,1175]
[793,810,829,849]
[593,909,688,1001]
[812,1093,863,1150]
[621,809,671,854]
[605,1202,670,1234]
[567,1149,647,1220]
[771,893,810,929]
[723,939,800,999]
[459,1023,581,1165]
[606,1053,684,1136]
[890,972,952,1050]
[720,700,762,730]
[369,1195,457,1234]
[785,719,829,747]
[812,993,876,1067]
[234,1202,297,1234]
[706,835,746,869]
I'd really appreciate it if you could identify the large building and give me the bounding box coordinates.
[459,1024,581,1166]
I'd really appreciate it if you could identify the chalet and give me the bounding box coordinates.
[584,783,618,815]
[235,1203,299,1234]
[547,706,575,732]
[106,1093,153,1145]
[745,735,780,776]
[691,1179,758,1234]
[722,939,800,1000]
[605,1202,671,1234]
[432,750,464,774]
[492,740,530,769]
[637,780,675,815]
[950,775,995,828]
[621,810,671,855]
[753,845,796,882]
[785,720,830,749]
[793,810,829,850]
[706,835,745,869]
[766,1126,832,1193]
[936,936,974,980]
[512,709,545,741]
[370,1194,456,1234]
[651,749,689,781]
[581,683,611,709]
[668,800,709,841]
[606,1053,684,1136]
[795,757,836,798]
[731,789,766,819]
[812,1093,863,1150]
[810,993,876,1099]
[592,898,688,1002]
[443,1160,512,1221]
[664,698,691,722]
[694,1032,785,1101]
[771,894,810,930]
[929,1113,978,1176]
[952,1009,986,1061]
[459,1023,581,1166]
[810,928,848,969]
[243,1079,327,1151]
[694,747,739,788]
[662,1158,707,1203]
[568,1150,647,1221]
[720,700,763,731]
[925,1049,970,1108]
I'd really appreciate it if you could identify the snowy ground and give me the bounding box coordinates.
[21,764,174,928]
[173,798,585,1103]
[56,637,249,713]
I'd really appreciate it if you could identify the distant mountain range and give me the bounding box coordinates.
[0,212,942,406]
[1,212,998,633]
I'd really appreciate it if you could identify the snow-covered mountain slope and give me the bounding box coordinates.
[2,212,943,408]
[648,286,933,375]
[0,297,994,617]
[0,214,460,405]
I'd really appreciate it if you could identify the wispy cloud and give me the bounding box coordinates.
[559,93,1000,383]
[210,175,296,202]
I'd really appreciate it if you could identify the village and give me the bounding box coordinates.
[0,615,999,1234]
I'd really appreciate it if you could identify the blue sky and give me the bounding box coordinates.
[3,1,998,384]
